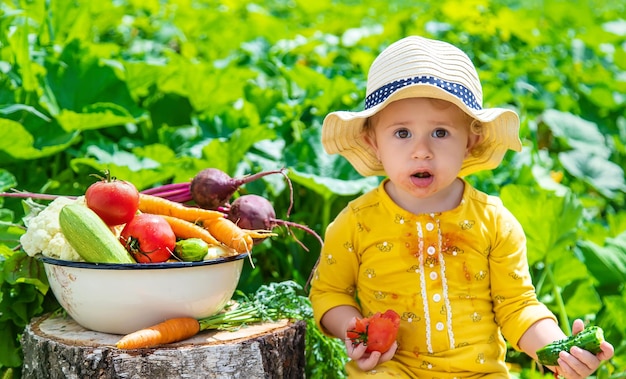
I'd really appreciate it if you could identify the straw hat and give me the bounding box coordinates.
[321,35,522,177]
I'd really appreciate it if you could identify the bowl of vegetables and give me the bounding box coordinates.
[39,253,247,335]
[16,172,264,335]
[16,169,293,335]
[28,195,251,335]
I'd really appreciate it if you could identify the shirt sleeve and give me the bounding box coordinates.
[308,206,362,335]
[489,201,557,351]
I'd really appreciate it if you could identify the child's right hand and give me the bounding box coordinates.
[344,316,398,371]
[346,338,398,371]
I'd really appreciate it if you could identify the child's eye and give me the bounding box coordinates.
[432,129,448,138]
[394,129,411,139]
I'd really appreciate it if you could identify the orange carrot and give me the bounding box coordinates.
[203,217,254,253]
[160,215,222,247]
[138,193,223,222]
[115,317,200,349]
[202,217,276,253]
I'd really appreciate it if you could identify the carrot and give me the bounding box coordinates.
[115,317,200,349]
[138,193,223,222]
[203,217,254,253]
[160,215,222,247]
[202,217,275,254]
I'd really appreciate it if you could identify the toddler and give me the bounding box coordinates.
[309,35,614,378]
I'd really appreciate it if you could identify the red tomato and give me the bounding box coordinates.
[120,214,176,263]
[347,309,400,353]
[346,317,368,342]
[86,177,140,226]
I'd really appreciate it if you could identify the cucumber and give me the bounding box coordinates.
[536,326,604,366]
[59,204,135,264]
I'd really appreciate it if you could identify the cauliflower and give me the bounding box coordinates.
[20,196,86,261]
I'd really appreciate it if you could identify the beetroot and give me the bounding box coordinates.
[142,167,288,208]
[190,168,286,210]
[228,194,276,230]
[227,194,323,248]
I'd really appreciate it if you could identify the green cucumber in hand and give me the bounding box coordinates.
[536,326,604,366]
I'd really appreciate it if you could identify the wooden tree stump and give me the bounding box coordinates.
[21,312,306,379]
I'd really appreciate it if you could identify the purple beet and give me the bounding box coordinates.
[227,194,323,247]
[190,168,285,210]
[228,194,277,230]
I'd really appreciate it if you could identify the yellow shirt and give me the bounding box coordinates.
[309,179,556,378]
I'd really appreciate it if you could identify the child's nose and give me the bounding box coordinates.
[411,137,433,160]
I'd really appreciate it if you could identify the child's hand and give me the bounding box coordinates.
[344,316,397,371]
[345,338,398,371]
[554,319,615,379]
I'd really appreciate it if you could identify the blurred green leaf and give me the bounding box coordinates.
[284,126,378,199]
[0,119,75,161]
[56,103,138,132]
[562,280,602,317]
[551,253,590,287]
[603,295,626,333]
[500,185,583,265]
[67,142,176,190]
[559,150,626,198]
[199,124,277,176]
[0,171,17,192]
[607,212,626,238]
[577,232,626,291]
[0,321,22,368]
[289,170,379,201]
[44,40,143,116]
[540,110,608,157]
[3,253,48,295]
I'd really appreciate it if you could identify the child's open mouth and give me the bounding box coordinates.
[412,172,432,179]
[411,171,434,187]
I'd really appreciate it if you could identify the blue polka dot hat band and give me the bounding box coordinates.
[365,75,482,111]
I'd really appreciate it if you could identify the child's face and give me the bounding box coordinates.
[365,97,481,205]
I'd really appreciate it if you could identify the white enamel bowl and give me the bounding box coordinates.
[39,253,247,335]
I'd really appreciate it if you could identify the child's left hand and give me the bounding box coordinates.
[554,319,614,379]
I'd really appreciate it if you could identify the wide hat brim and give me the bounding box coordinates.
[321,35,522,177]
[322,84,521,177]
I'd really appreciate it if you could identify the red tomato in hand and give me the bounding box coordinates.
[86,176,140,226]
[120,214,176,263]
[346,317,369,342]
[347,309,400,353]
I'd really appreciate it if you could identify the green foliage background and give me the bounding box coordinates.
[1,0,625,378]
